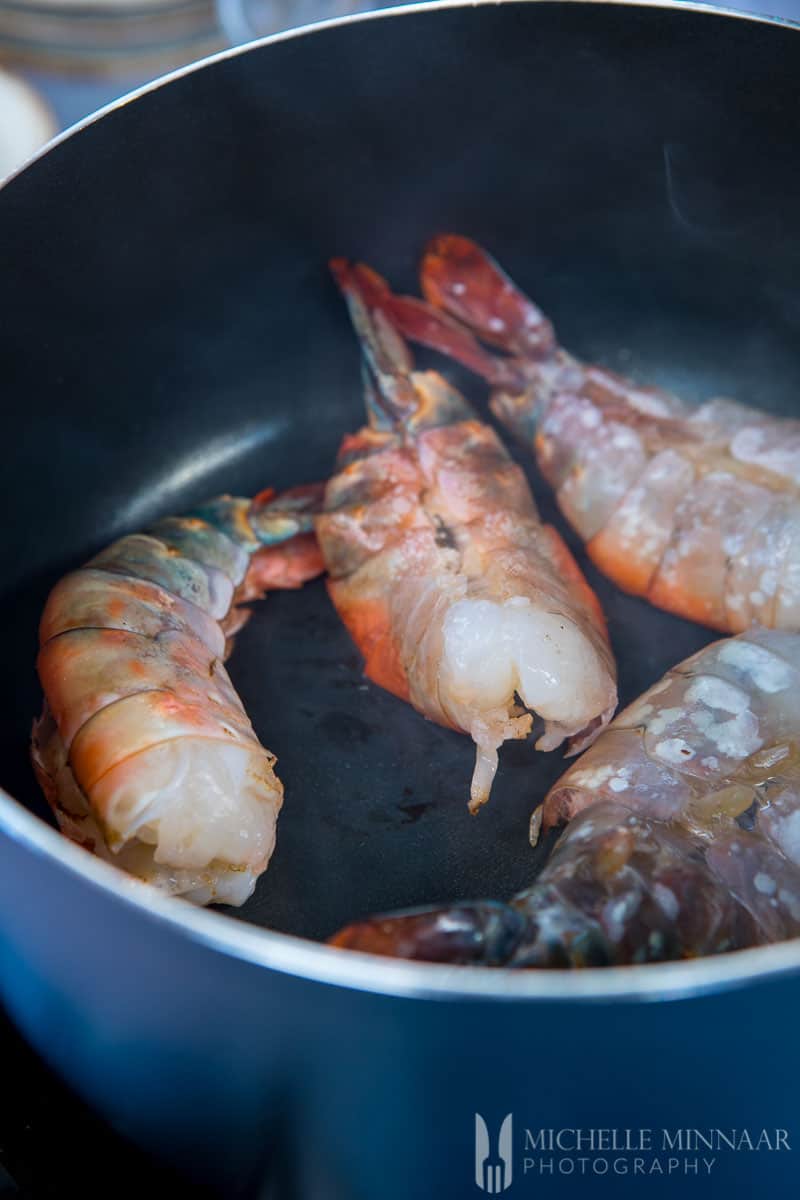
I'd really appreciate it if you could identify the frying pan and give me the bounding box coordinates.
[1,2,800,1196]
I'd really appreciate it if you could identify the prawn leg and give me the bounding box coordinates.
[330,901,526,965]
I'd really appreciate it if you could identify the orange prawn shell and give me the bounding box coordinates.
[319,414,613,730]
[326,579,410,703]
[415,234,800,637]
[541,524,608,637]
[34,490,324,865]
[319,439,425,704]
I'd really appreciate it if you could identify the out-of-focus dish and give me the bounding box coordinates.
[215,0,403,46]
[0,67,55,179]
[0,0,221,73]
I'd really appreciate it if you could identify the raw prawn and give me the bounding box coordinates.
[32,486,324,906]
[316,260,617,811]
[331,628,800,965]
[383,233,800,633]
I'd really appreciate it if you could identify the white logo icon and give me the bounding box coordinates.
[475,1113,513,1193]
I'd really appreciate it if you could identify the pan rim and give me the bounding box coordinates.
[2,0,798,190]
[5,779,800,1002]
[3,0,800,1003]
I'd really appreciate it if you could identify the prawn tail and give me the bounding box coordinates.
[249,482,327,541]
[420,233,556,359]
[331,257,474,433]
[378,289,524,390]
[330,257,420,428]
[235,486,327,606]
[329,802,767,969]
[328,900,527,965]
[185,484,326,605]
[241,533,324,598]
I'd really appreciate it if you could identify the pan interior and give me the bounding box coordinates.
[2,1,800,943]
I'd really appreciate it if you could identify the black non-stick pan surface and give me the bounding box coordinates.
[2,1,800,944]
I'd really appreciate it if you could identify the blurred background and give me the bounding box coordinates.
[0,0,379,181]
[1,0,799,182]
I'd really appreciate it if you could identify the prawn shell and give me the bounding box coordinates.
[415,419,538,525]
[147,516,249,585]
[654,633,800,769]
[38,627,244,751]
[187,496,263,550]
[321,256,618,810]
[756,785,800,866]
[728,416,800,484]
[420,233,556,357]
[538,524,608,636]
[33,486,325,906]
[774,508,800,629]
[543,395,648,540]
[587,449,696,597]
[326,578,411,703]
[70,688,263,793]
[329,901,526,964]
[330,628,800,965]
[40,568,225,658]
[647,473,775,630]
[513,803,764,965]
[319,444,426,579]
[239,534,325,599]
[90,534,234,619]
[541,630,800,834]
[416,236,800,636]
[706,827,800,942]
[323,415,614,737]
[541,728,695,832]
